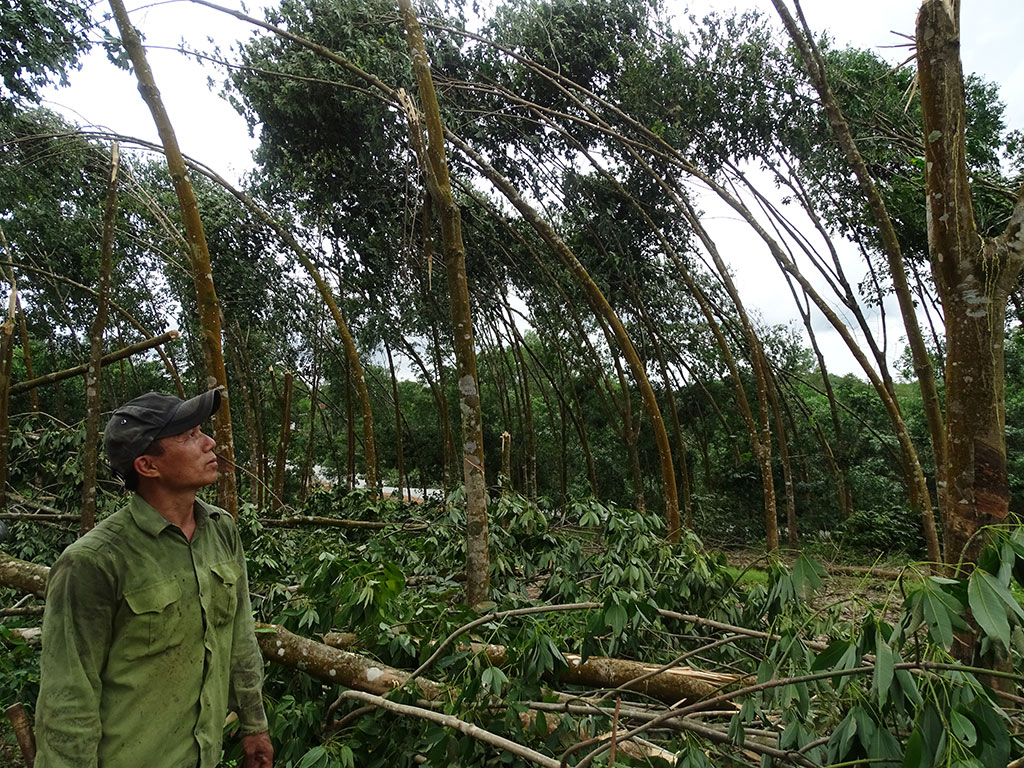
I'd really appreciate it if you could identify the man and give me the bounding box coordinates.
[35,390,273,768]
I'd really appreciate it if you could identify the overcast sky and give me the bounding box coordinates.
[38,0,1024,376]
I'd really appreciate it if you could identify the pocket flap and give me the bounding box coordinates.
[210,561,239,587]
[125,580,181,614]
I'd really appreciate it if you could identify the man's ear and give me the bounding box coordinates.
[133,453,161,480]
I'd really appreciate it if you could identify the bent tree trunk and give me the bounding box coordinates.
[184,165,380,497]
[447,133,680,542]
[109,0,239,516]
[769,0,944,563]
[399,0,490,606]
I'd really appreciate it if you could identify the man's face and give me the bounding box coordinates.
[147,425,219,491]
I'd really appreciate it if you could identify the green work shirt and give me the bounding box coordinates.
[35,495,268,768]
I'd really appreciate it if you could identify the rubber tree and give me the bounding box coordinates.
[81,143,119,535]
[398,0,490,606]
[916,0,1024,566]
[772,0,1024,568]
[108,0,239,515]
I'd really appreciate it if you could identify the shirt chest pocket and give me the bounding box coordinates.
[122,580,185,659]
[208,561,239,626]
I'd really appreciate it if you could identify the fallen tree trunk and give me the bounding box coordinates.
[0,551,449,700]
[0,513,83,523]
[323,634,731,705]
[2,551,728,705]
[253,622,445,700]
[2,627,41,646]
[257,517,427,530]
[0,551,48,599]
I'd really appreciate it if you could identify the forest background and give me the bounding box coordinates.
[3,0,1024,766]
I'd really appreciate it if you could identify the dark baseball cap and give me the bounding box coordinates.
[103,390,221,477]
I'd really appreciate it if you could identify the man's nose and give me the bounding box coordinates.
[202,432,216,451]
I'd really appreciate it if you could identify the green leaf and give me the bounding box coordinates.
[919,579,965,649]
[895,668,923,708]
[902,728,926,768]
[873,636,895,708]
[296,746,328,768]
[728,712,746,747]
[604,603,627,636]
[481,665,508,695]
[791,554,826,598]
[830,708,858,761]
[950,709,977,748]
[968,570,1012,649]
[811,639,854,671]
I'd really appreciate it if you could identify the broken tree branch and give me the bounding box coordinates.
[338,690,560,768]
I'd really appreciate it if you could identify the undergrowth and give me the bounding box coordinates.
[3,483,1024,767]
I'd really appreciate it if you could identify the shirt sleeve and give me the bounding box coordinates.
[34,549,114,768]
[227,534,269,735]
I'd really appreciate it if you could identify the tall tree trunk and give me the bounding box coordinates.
[272,371,293,513]
[15,301,37,413]
[783,272,854,518]
[81,143,119,535]
[399,0,490,605]
[183,163,379,496]
[0,289,15,513]
[558,401,568,505]
[301,373,319,503]
[508,327,537,503]
[108,0,238,516]
[225,325,263,511]
[598,321,645,515]
[0,229,37,416]
[916,0,1024,567]
[496,306,538,502]
[45,334,67,424]
[430,321,456,495]
[632,292,693,529]
[484,322,515,484]
[416,198,458,493]
[385,341,406,500]
[501,431,512,484]
[400,335,452,495]
[345,354,356,492]
[765,366,797,549]
[551,345,599,496]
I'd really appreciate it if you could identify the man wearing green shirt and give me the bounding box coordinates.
[35,390,273,768]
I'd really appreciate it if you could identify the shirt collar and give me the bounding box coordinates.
[128,493,220,537]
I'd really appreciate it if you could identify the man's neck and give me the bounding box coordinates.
[136,485,199,539]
